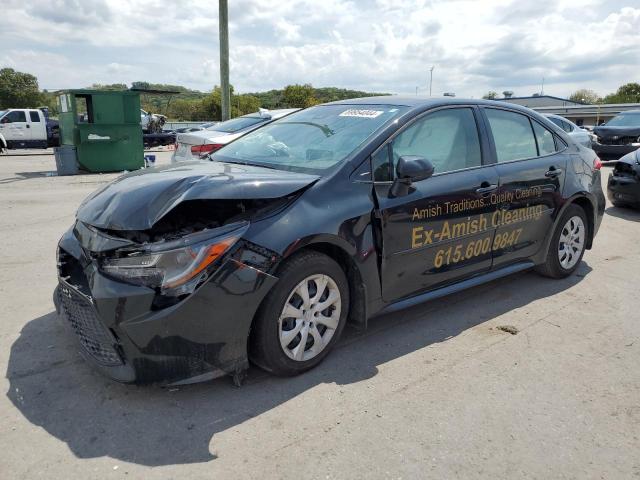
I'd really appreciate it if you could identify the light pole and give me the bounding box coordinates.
[429,66,434,97]
[219,0,230,121]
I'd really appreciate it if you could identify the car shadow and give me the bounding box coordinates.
[6,263,591,467]
[605,205,640,222]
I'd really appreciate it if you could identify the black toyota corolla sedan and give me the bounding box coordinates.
[55,97,605,385]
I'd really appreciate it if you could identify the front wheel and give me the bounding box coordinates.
[249,251,349,376]
[535,204,588,278]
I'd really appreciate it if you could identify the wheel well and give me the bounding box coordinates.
[302,243,368,329]
[571,197,595,249]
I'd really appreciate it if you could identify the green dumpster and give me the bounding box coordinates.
[57,89,143,172]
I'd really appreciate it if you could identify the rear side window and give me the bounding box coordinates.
[390,108,482,175]
[485,109,537,162]
[29,111,41,122]
[532,121,557,156]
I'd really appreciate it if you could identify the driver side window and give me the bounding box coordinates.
[389,108,482,178]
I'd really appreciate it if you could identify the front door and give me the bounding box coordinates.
[374,106,500,302]
[482,107,568,267]
[0,110,29,142]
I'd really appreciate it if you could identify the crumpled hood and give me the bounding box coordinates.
[76,161,319,231]
[593,126,640,138]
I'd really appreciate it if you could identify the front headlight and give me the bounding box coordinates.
[101,227,245,296]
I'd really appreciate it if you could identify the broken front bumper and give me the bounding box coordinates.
[54,228,278,385]
[608,174,640,206]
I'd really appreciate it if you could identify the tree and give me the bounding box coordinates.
[568,89,601,104]
[0,68,43,108]
[502,91,514,99]
[482,91,498,100]
[603,82,640,104]
[232,94,260,117]
[90,83,127,91]
[282,84,318,108]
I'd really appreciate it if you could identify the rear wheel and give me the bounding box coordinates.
[536,204,588,278]
[250,251,349,376]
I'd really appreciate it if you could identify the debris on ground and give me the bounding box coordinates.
[497,325,519,335]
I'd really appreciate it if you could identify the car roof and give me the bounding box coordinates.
[322,96,539,114]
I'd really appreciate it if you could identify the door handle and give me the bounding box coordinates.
[545,167,562,178]
[26,125,30,128]
[476,183,498,195]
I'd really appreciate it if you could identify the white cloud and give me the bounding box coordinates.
[1,0,638,98]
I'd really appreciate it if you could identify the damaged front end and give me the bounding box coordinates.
[55,217,279,385]
[53,162,321,384]
[608,150,640,207]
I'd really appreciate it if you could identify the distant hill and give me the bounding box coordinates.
[245,86,390,109]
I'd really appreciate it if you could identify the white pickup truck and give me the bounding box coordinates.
[0,108,55,151]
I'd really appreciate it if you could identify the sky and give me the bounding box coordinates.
[1,0,639,98]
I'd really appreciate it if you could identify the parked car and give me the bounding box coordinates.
[55,98,605,385]
[544,114,592,148]
[0,108,57,150]
[172,126,204,133]
[607,148,640,208]
[592,110,640,160]
[171,108,298,162]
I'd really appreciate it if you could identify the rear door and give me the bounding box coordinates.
[0,110,28,141]
[28,110,46,141]
[481,107,568,268]
[374,106,500,302]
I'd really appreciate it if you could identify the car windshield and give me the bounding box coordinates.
[605,113,640,127]
[213,104,408,173]
[0,110,6,118]
[207,116,266,133]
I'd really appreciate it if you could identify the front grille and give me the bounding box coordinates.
[58,283,123,366]
[599,136,638,146]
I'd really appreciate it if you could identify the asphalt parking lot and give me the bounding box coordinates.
[1,150,639,479]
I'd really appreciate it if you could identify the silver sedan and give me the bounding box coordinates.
[545,114,593,148]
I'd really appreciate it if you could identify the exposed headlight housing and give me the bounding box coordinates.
[101,225,246,296]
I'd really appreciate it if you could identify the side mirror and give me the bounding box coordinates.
[390,155,434,197]
[1,117,10,124]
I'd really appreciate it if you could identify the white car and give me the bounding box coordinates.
[171,108,299,163]
[544,114,593,148]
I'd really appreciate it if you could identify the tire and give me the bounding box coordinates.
[249,251,349,376]
[535,204,588,279]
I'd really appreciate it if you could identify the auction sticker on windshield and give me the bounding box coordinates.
[339,109,384,118]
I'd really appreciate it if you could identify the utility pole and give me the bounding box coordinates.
[219,0,230,121]
[429,66,434,97]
